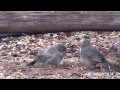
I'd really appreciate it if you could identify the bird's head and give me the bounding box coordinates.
[80,39,91,48]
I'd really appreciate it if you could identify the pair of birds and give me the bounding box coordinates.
[27,39,120,71]
[26,39,108,69]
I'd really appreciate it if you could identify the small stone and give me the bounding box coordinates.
[66,53,72,58]
[11,52,19,57]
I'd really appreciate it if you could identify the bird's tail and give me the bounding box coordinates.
[103,61,120,72]
[26,60,37,66]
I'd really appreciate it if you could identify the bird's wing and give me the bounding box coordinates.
[89,48,105,62]
[44,55,57,64]
[37,52,52,62]
[96,51,106,62]
[45,53,63,65]
[81,47,104,63]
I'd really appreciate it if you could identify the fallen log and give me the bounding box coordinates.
[0,11,120,34]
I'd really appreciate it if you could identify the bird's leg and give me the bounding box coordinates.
[100,64,106,72]
[108,66,112,72]
[95,63,104,69]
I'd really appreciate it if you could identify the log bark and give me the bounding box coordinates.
[0,11,120,34]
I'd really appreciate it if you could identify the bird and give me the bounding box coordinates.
[79,39,120,72]
[26,43,66,67]
[79,39,107,69]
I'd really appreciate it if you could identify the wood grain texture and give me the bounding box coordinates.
[0,11,120,33]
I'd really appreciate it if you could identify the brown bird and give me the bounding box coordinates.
[26,43,66,67]
[79,39,120,72]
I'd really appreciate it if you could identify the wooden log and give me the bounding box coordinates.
[0,11,120,34]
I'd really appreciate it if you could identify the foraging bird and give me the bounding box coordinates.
[27,43,66,67]
[79,39,107,69]
[79,39,120,72]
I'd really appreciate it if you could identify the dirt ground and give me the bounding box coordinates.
[0,31,120,79]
